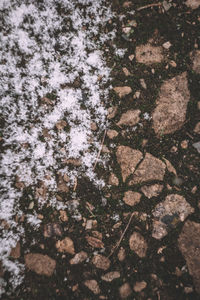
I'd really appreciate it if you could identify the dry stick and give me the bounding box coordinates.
[108,211,135,258]
[137,2,162,11]
[93,128,107,169]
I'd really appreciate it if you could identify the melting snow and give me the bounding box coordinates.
[0,0,116,294]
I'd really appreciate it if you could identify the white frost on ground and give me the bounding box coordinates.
[0,0,115,294]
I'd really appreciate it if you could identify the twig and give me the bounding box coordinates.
[137,2,162,11]
[73,177,77,191]
[93,129,107,169]
[108,211,135,258]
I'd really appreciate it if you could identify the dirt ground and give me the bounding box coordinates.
[1,0,200,299]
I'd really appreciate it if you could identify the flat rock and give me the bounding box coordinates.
[123,191,141,206]
[141,184,163,199]
[133,281,147,292]
[119,282,132,299]
[25,253,56,277]
[135,43,164,65]
[129,232,148,258]
[107,129,118,139]
[185,0,200,9]
[10,241,21,259]
[69,251,88,265]
[101,271,120,282]
[152,194,194,239]
[178,220,200,294]
[84,280,100,295]
[113,86,132,98]
[129,153,166,185]
[152,72,190,135]
[86,236,104,248]
[116,146,143,182]
[91,254,110,270]
[108,173,119,186]
[56,237,75,254]
[117,109,141,127]
[191,50,200,74]
[194,122,200,134]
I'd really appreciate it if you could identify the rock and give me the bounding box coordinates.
[181,140,188,149]
[185,0,200,9]
[191,50,200,73]
[129,54,134,61]
[92,254,110,270]
[163,0,172,11]
[86,236,104,248]
[118,247,126,261]
[122,67,131,76]
[90,122,97,131]
[116,146,143,182]
[178,220,200,294]
[101,271,120,282]
[133,91,141,99]
[113,86,132,98]
[69,251,88,265]
[140,79,147,89]
[163,158,177,175]
[133,281,147,292]
[25,253,56,276]
[129,232,147,258]
[141,184,163,199]
[84,280,100,295]
[119,282,132,299]
[109,173,119,186]
[56,120,67,130]
[123,191,141,206]
[194,122,200,134]
[135,43,164,65]
[162,41,172,49]
[152,194,194,239]
[117,110,141,127]
[57,175,69,193]
[107,106,118,119]
[107,129,118,139]
[10,241,21,259]
[193,141,200,153]
[129,153,166,185]
[56,237,75,254]
[152,72,190,135]
[169,60,177,67]
[44,223,63,238]
[59,210,68,222]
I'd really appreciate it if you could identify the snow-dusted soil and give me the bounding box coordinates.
[0,0,115,294]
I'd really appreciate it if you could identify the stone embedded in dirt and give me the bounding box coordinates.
[119,282,132,299]
[152,194,194,239]
[55,120,67,130]
[152,72,190,135]
[141,184,163,199]
[59,210,68,222]
[84,280,100,295]
[118,247,126,261]
[25,253,56,277]
[194,122,200,134]
[107,106,118,119]
[135,43,164,65]
[190,50,200,74]
[107,129,118,139]
[64,158,82,167]
[57,176,69,193]
[193,141,200,153]
[133,281,147,292]
[163,158,177,175]
[109,173,119,186]
[117,109,141,127]
[178,220,200,294]
[122,67,131,76]
[123,191,141,206]
[185,0,200,9]
[69,251,88,265]
[101,271,120,282]
[140,78,147,89]
[113,86,132,98]
[10,241,21,259]
[86,236,104,248]
[129,153,166,185]
[44,223,63,238]
[90,121,97,131]
[129,232,148,258]
[91,254,110,270]
[116,146,143,182]
[56,237,75,254]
